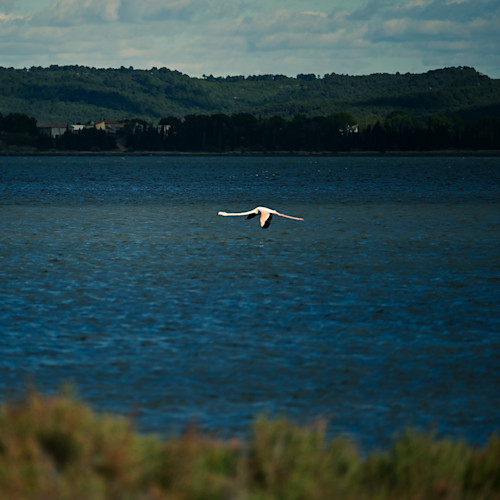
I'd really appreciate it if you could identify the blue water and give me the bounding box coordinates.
[1,155,499,449]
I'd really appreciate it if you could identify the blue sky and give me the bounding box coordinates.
[1,0,499,78]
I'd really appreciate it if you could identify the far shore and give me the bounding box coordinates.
[2,147,500,157]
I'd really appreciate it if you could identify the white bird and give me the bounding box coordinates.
[218,206,304,229]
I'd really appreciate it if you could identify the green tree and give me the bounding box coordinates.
[1,112,37,134]
[427,114,455,149]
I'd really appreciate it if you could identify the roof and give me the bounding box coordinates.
[37,122,68,128]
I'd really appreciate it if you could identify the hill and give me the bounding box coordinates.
[1,65,499,124]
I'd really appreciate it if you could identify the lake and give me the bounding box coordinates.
[1,154,499,450]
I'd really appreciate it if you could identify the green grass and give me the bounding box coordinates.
[0,390,498,499]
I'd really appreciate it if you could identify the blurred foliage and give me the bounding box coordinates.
[0,390,499,499]
[0,65,499,124]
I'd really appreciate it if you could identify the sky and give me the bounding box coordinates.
[1,0,499,78]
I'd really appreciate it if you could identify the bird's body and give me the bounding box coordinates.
[218,206,303,228]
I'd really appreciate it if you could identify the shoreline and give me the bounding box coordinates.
[2,148,500,157]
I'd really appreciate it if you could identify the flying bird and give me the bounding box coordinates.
[218,206,304,229]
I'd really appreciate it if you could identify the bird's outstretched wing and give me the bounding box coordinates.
[262,213,273,228]
[218,208,258,217]
[218,206,303,229]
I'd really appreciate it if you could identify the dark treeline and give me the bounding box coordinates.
[0,112,38,147]
[1,110,500,152]
[39,126,117,152]
[153,111,500,152]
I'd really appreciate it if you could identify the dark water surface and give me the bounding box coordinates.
[1,155,499,449]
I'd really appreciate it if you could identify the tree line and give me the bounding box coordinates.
[1,111,499,152]
[2,66,499,124]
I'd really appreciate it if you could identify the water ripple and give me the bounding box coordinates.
[1,155,499,448]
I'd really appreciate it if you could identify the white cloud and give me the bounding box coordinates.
[301,11,327,18]
[0,12,21,21]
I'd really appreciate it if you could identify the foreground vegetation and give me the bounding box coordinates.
[0,391,499,499]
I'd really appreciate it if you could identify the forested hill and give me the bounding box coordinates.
[1,65,499,123]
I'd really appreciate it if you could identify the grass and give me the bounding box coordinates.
[0,390,499,499]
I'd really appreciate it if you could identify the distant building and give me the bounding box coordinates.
[94,120,127,134]
[340,124,359,135]
[37,122,68,138]
[157,124,171,135]
[70,124,85,133]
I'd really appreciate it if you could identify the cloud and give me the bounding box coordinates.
[0,0,13,13]
[0,12,22,21]
[221,8,347,54]
[0,0,498,78]
[232,8,330,37]
[118,0,202,23]
[376,18,461,41]
[301,11,327,18]
[349,0,499,29]
[27,0,120,26]
[27,0,203,26]
[350,0,500,60]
